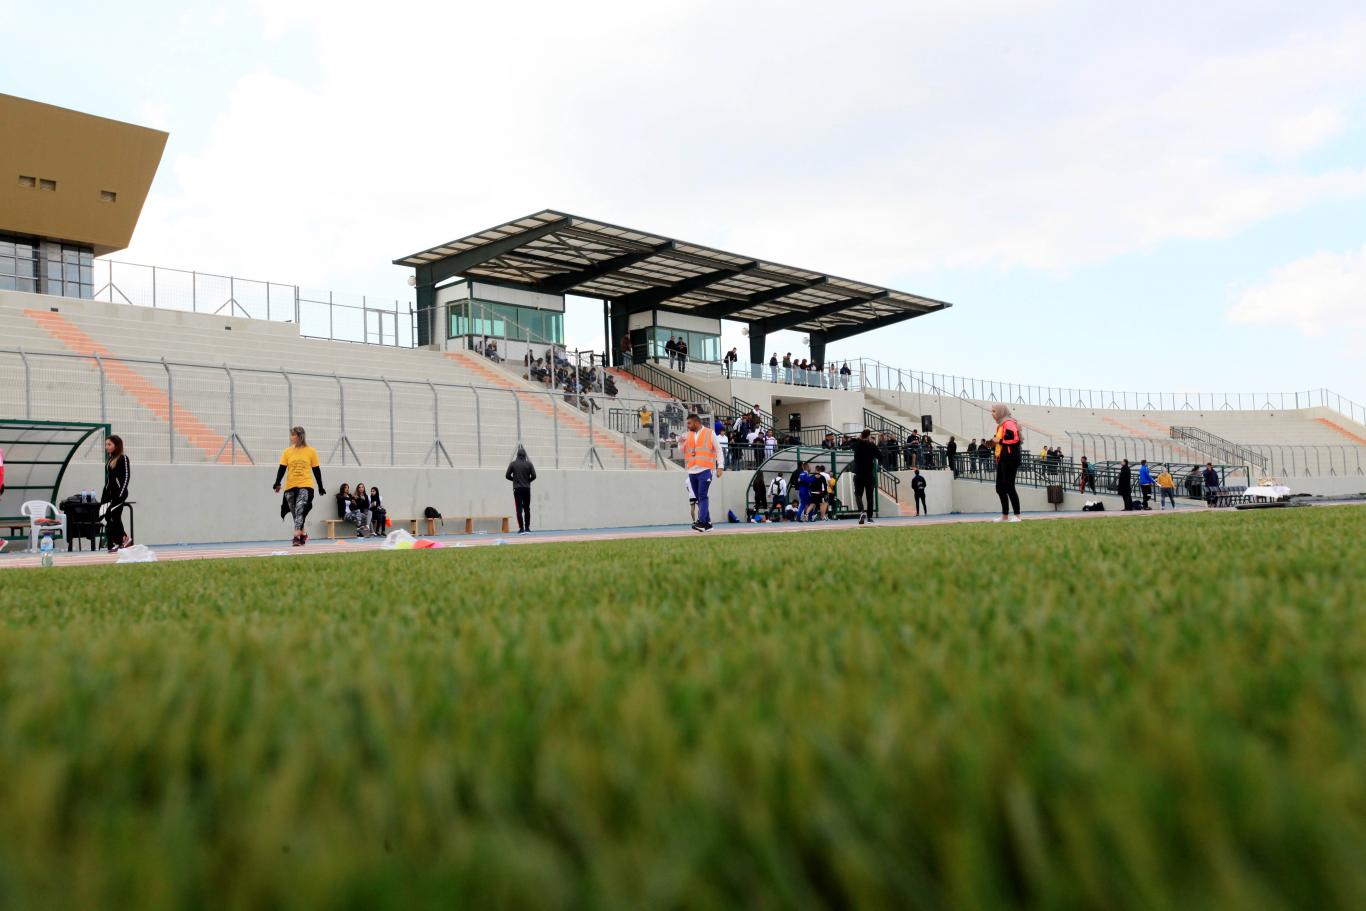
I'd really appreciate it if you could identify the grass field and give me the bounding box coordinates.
[1,506,1364,909]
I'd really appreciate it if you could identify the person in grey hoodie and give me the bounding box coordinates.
[506,445,537,534]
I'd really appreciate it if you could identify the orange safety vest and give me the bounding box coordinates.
[994,418,1021,459]
[683,427,719,472]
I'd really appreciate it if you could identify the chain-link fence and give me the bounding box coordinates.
[0,346,698,471]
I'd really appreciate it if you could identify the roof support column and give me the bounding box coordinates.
[415,264,437,348]
[809,331,827,369]
[608,300,631,369]
[747,324,766,375]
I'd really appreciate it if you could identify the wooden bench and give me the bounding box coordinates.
[322,516,422,539]
[459,516,511,534]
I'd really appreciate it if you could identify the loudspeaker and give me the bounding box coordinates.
[920,415,933,433]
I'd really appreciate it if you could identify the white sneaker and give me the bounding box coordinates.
[993,516,1008,522]
[1008,516,1023,523]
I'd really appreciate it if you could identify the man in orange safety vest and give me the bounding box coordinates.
[683,412,723,531]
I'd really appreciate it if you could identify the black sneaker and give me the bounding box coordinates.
[691,522,704,532]
[858,512,867,525]
[702,522,714,532]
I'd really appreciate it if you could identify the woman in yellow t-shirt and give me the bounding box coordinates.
[272,425,325,546]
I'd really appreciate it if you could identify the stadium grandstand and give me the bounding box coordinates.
[2,97,1364,551]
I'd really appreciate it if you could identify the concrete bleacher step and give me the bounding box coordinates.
[443,353,658,470]
[4,298,624,470]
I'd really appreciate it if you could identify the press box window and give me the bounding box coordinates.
[100,190,117,203]
[38,178,56,191]
[18,175,36,188]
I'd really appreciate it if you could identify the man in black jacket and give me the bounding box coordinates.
[506,445,537,534]
[849,429,880,524]
[911,468,928,516]
[1202,462,1220,507]
[1117,459,1133,511]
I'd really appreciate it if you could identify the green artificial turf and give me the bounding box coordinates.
[1,506,1364,910]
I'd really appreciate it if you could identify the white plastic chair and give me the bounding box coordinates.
[21,501,66,553]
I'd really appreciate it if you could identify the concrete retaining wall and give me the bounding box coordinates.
[55,463,691,546]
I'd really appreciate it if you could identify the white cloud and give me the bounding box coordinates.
[121,0,1366,298]
[1228,244,1366,339]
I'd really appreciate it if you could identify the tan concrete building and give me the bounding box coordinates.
[0,93,166,298]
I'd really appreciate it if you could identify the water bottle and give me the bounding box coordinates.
[40,535,54,568]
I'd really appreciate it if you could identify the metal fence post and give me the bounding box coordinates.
[552,388,560,469]
[93,353,107,422]
[162,358,175,463]
[282,370,294,430]
[382,376,395,465]
[471,385,483,467]
[191,271,197,313]
[18,348,31,419]
[151,266,157,308]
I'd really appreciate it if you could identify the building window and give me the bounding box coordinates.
[100,189,117,202]
[18,175,36,188]
[0,233,40,293]
[448,298,564,344]
[646,326,720,363]
[38,178,56,191]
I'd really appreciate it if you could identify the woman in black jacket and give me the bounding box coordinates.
[101,434,131,552]
[369,486,386,535]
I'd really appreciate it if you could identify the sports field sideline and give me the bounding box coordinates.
[0,500,1225,570]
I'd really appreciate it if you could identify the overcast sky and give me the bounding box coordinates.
[4,0,1364,402]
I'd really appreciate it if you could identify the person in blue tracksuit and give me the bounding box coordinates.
[796,462,817,522]
[1138,459,1154,509]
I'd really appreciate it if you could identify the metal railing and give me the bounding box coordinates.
[92,259,416,348]
[0,345,691,472]
[953,450,1250,499]
[1170,426,1268,469]
[627,362,740,423]
[1067,431,1364,478]
[853,358,1366,427]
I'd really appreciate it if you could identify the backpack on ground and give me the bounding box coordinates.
[423,506,442,519]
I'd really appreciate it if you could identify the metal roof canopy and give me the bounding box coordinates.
[396,210,951,343]
[0,419,109,524]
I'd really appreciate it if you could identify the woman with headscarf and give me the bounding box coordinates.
[991,403,1022,522]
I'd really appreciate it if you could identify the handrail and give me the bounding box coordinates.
[733,397,775,431]
[1170,426,1268,469]
[628,362,738,421]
